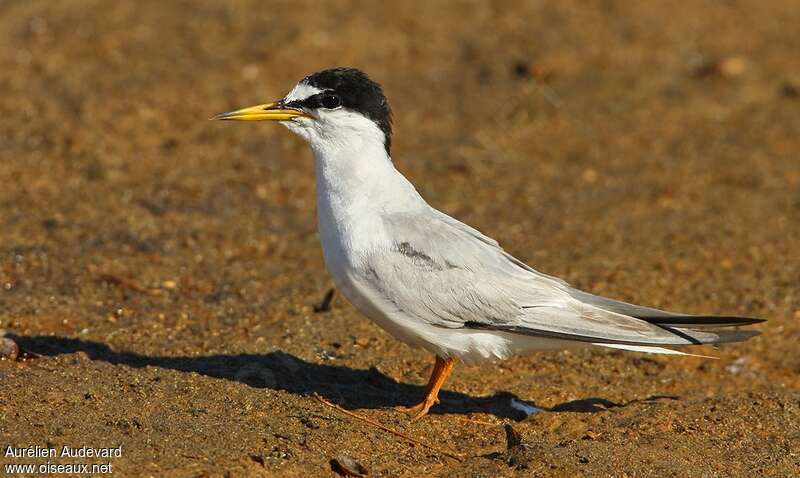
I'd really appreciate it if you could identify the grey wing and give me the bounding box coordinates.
[358,209,760,346]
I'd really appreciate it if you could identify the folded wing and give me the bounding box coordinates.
[358,209,762,347]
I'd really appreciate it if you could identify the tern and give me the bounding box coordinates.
[215,68,764,419]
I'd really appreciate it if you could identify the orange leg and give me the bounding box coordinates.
[396,356,455,421]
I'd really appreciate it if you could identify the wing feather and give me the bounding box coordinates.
[354,209,759,347]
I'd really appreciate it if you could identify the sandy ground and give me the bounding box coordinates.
[1,0,799,476]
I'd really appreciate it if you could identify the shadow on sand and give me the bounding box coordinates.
[9,334,678,420]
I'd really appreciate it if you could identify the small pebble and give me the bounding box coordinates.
[694,56,747,79]
[162,280,177,290]
[780,81,799,98]
[1,337,20,360]
[330,456,368,477]
[725,356,749,375]
[511,60,531,80]
[354,337,371,348]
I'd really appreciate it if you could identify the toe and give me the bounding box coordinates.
[398,399,435,421]
[410,406,431,421]
[395,403,425,415]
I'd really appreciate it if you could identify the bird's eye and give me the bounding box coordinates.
[320,93,342,109]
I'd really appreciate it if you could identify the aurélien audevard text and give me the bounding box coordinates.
[5,445,123,458]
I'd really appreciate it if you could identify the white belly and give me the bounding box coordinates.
[317,211,417,342]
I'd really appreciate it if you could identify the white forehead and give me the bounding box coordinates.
[284,82,322,102]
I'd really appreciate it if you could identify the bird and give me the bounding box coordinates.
[214,67,764,420]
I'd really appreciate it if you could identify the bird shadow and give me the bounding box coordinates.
[8,334,678,420]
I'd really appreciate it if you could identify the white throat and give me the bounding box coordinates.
[277,95,422,220]
[310,125,423,229]
[278,83,426,271]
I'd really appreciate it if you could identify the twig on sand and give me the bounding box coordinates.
[313,394,464,461]
[313,288,335,313]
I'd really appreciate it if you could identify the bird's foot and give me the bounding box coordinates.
[395,397,439,421]
[395,356,455,421]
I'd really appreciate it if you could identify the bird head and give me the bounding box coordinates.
[214,68,393,155]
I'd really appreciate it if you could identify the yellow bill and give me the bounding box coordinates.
[212,102,312,121]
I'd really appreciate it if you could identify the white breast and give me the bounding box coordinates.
[311,136,435,342]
